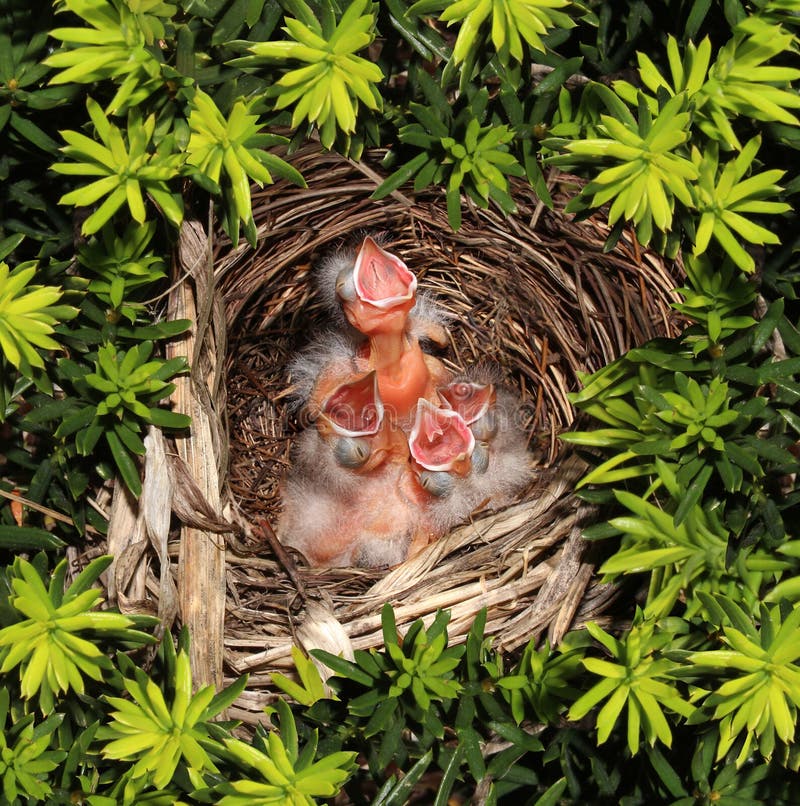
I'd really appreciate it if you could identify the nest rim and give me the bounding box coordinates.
[204,142,683,719]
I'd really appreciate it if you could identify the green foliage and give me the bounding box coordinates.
[54,341,190,495]
[673,254,757,356]
[570,312,799,539]
[569,615,696,755]
[53,98,184,235]
[243,0,384,150]
[691,137,790,271]
[0,31,70,154]
[545,19,796,261]
[374,85,525,229]
[566,361,764,511]
[186,90,305,246]
[603,461,787,620]
[0,555,155,714]
[490,630,589,725]
[305,607,546,801]
[97,639,244,798]
[76,221,167,323]
[441,118,524,228]
[409,0,575,90]
[548,91,698,246]
[0,688,65,805]
[0,259,77,388]
[314,603,464,741]
[614,26,800,149]
[270,645,329,707]
[683,598,800,767]
[211,700,357,804]
[46,0,176,115]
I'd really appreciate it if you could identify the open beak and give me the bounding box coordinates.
[351,236,417,310]
[318,370,384,437]
[437,380,496,425]
[408,398,474,473]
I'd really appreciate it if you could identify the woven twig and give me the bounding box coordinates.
[199,144,685,721]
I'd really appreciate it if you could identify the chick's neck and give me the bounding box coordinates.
[365,332,434,421]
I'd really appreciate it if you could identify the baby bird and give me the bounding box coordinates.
[404,398,478,554]
[277,468,420,568]
[286,368,408,495]
[403,371,532,550]
[278,239,532,569]
[278,370,417,567]
[316,235,452,349]
[437,369,532,511]
[314,370,389,474]
[438,378,498,474]
[408,397,475,498]
[319,235,451,421]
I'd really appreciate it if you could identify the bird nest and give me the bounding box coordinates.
[104,142,683,723]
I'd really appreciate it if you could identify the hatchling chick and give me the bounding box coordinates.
[296,369,408,489]
[317,234,452,420]
[316,234,453,349]
[277,464,420,568]
[437,368,532,512]
[404,397,479,553]
[278,370,418,567]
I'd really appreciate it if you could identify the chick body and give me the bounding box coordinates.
[278,451,423,568]
[436,371,532,515]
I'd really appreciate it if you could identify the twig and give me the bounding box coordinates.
[0,489,101,535]
[254,518,308,603]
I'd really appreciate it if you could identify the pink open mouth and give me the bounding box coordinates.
[408,398,475,472]
[352,236,417,310]
[438,380,495,425]
[320,371,384,437]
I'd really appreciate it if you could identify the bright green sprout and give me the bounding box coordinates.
[98,648,231,792]
[270,645,330,707]
[216,701,356,805]
[614,27,800,149]
[549,92,698,246]
[0,260,77,378]
[691,137,789,272]
[53,98,184,235]
[410,0,574,65]
[186,89,305,245]
[687,600,800,766]
[245,0,383,149]
[46,0,177,114]
[0,556,154,714]
[569,615,696,755]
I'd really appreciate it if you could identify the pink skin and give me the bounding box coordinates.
[312,367,410,474]
[401,400,476,559]
[408,398,474,475]
[341,237,448,421]
[438,381,496,425]
[287,238,470,568]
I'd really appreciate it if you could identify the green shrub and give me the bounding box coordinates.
[0,0,798,801]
